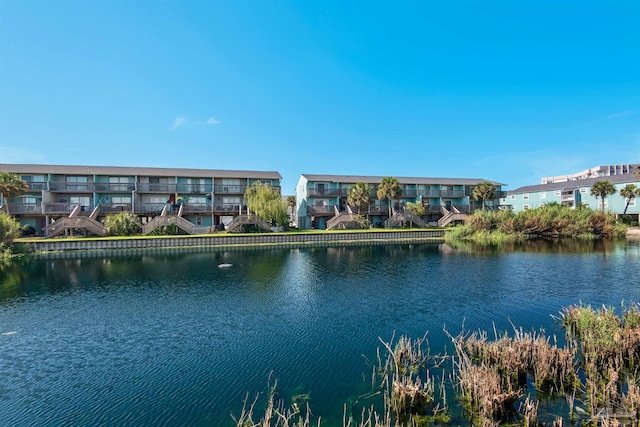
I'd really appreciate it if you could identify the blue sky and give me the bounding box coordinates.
[1,1,639,193]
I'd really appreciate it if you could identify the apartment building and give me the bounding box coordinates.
[296,174,505,229]
[541,164,638,184]
[0,164,281,236]
[504,173,640,218]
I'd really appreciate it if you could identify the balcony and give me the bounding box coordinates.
[99,203,133,213]
[7,203,41,214]
[134,203,166,214]
[27,182,47,191]
[48,181,95,192]
[136,183,177,193]
[307,205,336,216]
[44,203,80,214]
[440,190,465,198]
[214,185,247,194]
[561,194,575,201]
[176,184,213,194]
[95,183,136,192]
[307,188,347,197]
[214,204,241,213]
[181,203,213,213]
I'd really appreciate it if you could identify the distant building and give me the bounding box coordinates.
[296,174,505,229]
[541,164,638,184]
[0,164,281,236]
[504,173,639,219]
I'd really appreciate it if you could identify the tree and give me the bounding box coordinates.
[0,212,22,251]
[244,182,288,227]
[347,181,373,219]
[471,181,496,211]
[590,180,617,212]
[103,211,142,236]
[377,177,401,218]
[405,201,425,217]
[619,183,640,215]
[634,165,640,181]
[0,172,29,204]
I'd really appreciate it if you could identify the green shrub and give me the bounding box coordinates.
[103,212,142,236]
[0,212,22,249]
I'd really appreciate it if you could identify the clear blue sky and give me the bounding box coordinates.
[1,1,639,193]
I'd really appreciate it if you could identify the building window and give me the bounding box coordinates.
[539,192,546,199]
[523,204,529,210]
[109,176,130,191]
[597,199,608,209]
[500,197,506,203]
[580,188,587,194]
[196,216,203,226]
[555,190,561,196]
[66,176,88,190]
[627,198,636,208]
[523,193,529,200]
[111,196,131,206]
[510,195,516,201]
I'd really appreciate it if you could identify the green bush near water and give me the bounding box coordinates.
[447,203,627,242]
[0,212,24,263]
[103,211,142,236]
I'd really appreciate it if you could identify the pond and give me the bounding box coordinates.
[0,239,639,426]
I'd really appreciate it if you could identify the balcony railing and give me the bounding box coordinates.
[136,183,177,193]
[134,203,166,213]
[27,182,47,191]
[176,184,213,193]
[214,204,241,213]
[561,194,575,201]
[44,203,80,214]
[307,205,336,215]
[99,203,133,213]
[48,182,95,192]
[94,183,136,192]
[307,188,348,197]
[214,185,247,194]
[181,203,213,213]
[7,203,41,214]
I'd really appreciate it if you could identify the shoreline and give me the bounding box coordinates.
[19,229,446,253]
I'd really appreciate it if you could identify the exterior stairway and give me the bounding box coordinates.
[437,206,468,227]
[43,216,107,237]
[384,210,425,228]
[326,206,366,230]
[141,205,210,235]
[225,214,271,232]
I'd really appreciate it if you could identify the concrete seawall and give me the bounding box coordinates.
[26,230,446,253]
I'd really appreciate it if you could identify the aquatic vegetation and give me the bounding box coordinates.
[235,303,640,426]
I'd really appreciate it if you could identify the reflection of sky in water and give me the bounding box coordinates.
[0,240,639,426]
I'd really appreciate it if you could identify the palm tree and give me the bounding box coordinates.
[347,181,372,219]
[471,181,496,211]
[377,177,401,219]
[619,183,640,215]
[0,172,29,205]
[634,165,640,181]
[590,180,617,212]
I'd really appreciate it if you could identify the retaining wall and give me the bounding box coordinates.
[26,230,445,253]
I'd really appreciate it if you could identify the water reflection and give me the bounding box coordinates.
[0,239,638,426]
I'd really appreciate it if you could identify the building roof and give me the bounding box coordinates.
[0,164,282,180]
[299,174,505,186]
[508,173,638,194]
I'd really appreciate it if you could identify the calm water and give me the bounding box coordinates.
[1,239,639,426]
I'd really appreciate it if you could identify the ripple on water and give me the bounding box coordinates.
[0,241,639,425]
